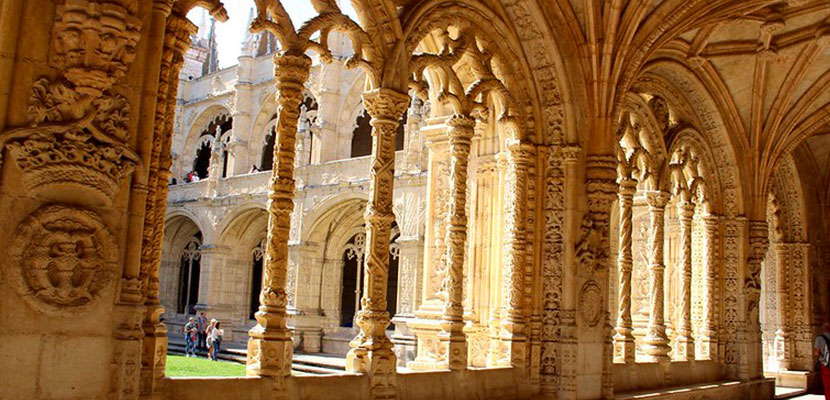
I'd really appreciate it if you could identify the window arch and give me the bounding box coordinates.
[177,232,202,315]
[192,113,233,179]
[260,94,318,170]
[339,225,400,328]
[249,239,265,319]
[350,106,407,158]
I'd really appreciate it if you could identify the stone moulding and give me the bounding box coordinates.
[6,204,118,314]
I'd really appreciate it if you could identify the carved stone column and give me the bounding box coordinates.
[345,88,409,399]
[745,220,769,379]
[246,52,311,389]
[140,5,191,396]
[773,242,791,371]
[614,179,637,363]
[643,191,671,361]
[675,200,695,361]
[699,215,719,361]
[500,142,536,370]
[487,151,508,367]
[583,155,618,399]
[439,114,474,370]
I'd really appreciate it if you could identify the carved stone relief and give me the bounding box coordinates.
[7,204,117,314]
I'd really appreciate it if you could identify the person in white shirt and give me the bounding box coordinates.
[209,320,224,361]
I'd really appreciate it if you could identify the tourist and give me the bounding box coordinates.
[815,321,830,399]
[185,171,193,183]
[209,320,224,361]
[183,317,197,358]
[196,311,208,352]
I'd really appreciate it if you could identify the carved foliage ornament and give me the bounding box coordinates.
[3,78,139,203]
[7,205,117,314]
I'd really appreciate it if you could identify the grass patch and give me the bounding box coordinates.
[165,355,246,377]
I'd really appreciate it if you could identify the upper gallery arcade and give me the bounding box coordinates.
[0,0,829,400]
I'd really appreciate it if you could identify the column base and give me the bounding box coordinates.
[674,335,694,361]
[643,331,671,362]
[246,328,293,378]
[406,317,444,370]
[613,329,636,363]
[438,321,467,371]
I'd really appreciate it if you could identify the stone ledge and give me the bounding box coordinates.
[616,379,775,400]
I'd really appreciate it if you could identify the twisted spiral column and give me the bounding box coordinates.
[246,52,311,387]
[345,88,409,399]
[440,114,475,370]
[675,200,696,361]
[613,179,637,363]
[643,191,671,361]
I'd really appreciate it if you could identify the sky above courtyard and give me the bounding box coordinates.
[188,1,358,69]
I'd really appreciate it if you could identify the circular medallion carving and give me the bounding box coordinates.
[8,204,117,314]
[579,280,603,327]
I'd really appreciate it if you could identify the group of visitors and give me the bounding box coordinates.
[184,171,201,183]
[183,311,224,361]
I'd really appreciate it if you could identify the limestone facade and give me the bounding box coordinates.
[0,1,829,400]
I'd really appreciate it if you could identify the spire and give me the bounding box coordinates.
[203,17,220,75]
[241,7,256,57]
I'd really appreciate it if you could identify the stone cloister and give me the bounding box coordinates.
[1,1,830,400]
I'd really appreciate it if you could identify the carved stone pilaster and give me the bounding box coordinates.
[500,141,536,371]
[247,52,311,388]
[614,179,637,363]
[698,215,719,361]
[345,88,409,399]
[439,114,474,370]
[584,154,616,400]
[643,191,671,362]
[675,201,695,361]
[774,242,792,371]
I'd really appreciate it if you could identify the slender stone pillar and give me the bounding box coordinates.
[745,220,769,379]
[774,242,791,371]
[700,215,719,360]
[614,179,637,363]
[487,152,508,367]
[643,191,671,361]
[140,6,191,395]
[500,142,536,370]
[246,52,311,390]
[440,114,475,370]
[675,200,695,361]
[345,88,409,399]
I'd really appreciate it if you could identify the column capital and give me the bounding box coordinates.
[362,88,410,121]
[677,201,696,220]
[645,191,671,209]
[618,178,638,194]
[561,145,582,165]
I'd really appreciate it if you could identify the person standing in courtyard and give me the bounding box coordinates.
[183,317,197,358]
[209,320,224,361]
[196,311,208,352]
[815,321,830,399]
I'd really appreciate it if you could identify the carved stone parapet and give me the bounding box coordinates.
[50,0,142,97]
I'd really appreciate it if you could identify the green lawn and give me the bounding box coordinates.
[166,355,246,377]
